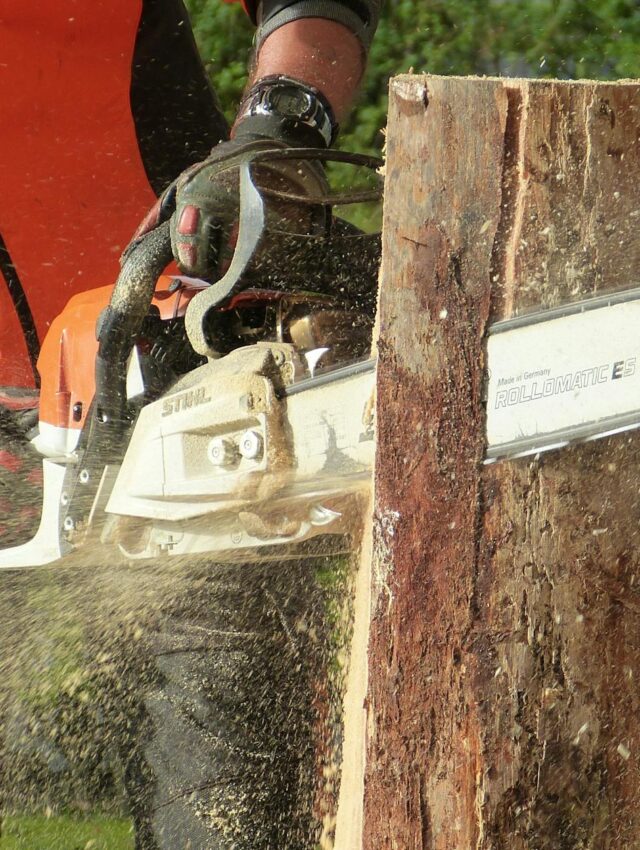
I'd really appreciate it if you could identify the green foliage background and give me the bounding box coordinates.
[185,0,640,160]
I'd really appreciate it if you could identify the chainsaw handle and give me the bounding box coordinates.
[56,223,173,540]
[95,221,172,431]
[95,144,384,404]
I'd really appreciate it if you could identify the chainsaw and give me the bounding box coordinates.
[3,142,640,569]
[0,145,382,568]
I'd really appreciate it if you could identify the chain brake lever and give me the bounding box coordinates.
[184,146,383,359]
[185,162,265,357]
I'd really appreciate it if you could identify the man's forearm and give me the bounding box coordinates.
[240,0,381,122]
[252,18,363,121]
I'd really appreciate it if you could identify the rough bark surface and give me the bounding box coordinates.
[365,76,640,850]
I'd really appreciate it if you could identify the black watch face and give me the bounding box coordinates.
[266,86,313,120]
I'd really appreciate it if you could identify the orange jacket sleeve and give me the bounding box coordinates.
[0,0,226,389]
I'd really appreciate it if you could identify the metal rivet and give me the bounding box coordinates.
[208,437,238,467]
[239,430,263,460]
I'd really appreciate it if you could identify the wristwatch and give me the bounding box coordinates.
[234,75,338,147]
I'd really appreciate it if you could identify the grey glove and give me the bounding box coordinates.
[129,76,336,281]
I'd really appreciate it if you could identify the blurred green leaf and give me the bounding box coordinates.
[184,0,639,225]
[185,0,640,156]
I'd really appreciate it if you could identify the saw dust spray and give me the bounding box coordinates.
[0,516,371,849]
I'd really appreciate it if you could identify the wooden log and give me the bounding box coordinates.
[365,76,640,849]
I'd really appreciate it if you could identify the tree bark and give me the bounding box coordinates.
[365,76,640,849]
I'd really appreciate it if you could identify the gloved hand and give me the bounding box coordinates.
[129,76,338,282]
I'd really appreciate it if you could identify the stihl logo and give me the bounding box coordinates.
[162,387,212,417]
[494,357,636,409]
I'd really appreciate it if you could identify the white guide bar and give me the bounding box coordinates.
[486,288,640,462]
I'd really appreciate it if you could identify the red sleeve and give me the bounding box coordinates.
[0,0,156,388]
[0,0,230,391]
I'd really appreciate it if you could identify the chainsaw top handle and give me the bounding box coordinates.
[94,143,383,436]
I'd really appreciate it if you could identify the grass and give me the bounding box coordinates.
[0,814,134,850]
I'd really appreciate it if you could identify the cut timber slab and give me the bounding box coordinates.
[365,76,640,849]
